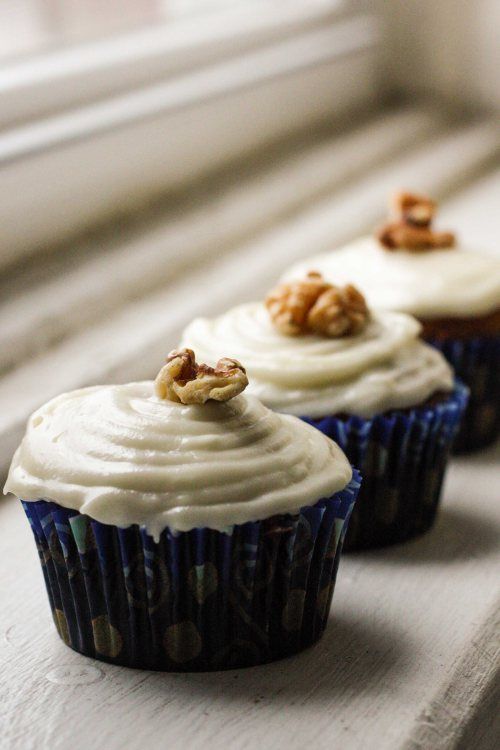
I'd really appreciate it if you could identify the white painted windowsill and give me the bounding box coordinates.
[2,442,499,750]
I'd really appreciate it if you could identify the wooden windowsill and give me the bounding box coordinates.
[1,436,499,749]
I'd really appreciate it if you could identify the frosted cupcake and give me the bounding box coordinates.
[182,274,468,549]
[283,192,500,452]
[4,350,359,671]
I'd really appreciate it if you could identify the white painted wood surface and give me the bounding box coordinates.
[1,443,498,750]
[0,108,499,749]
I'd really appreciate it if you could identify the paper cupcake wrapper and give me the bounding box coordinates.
[21,472,360,672]
[302,383,468,551]
[427,336,500,453]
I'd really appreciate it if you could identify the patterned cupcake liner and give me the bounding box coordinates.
[426,336,500,453]
[302,383,468,551]
[21,472,360,672]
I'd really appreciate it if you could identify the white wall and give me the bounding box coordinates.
[381,0,500,111]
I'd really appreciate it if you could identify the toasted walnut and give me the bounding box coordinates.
[376,191,455,252]
[155,349,248,404]
[394,192,435,227]
[265,272,369,337]
[265,271,331,335]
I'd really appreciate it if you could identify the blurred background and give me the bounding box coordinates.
[0,0,499,475]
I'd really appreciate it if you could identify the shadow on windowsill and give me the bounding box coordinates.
[137,611,412,704]
[358,504,500,566]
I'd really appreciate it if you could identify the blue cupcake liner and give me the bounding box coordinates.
[21,471,360,672]
[302,382,468,551]
[427,336,500,453]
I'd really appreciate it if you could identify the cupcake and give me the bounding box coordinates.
[283,192,500,452]
[182,274,468,550]
[4,350,359,671]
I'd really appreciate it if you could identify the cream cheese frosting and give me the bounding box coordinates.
[282,237,500,319]
[182,304,453,418]
[4,384,352,538]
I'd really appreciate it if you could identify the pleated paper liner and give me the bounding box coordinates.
[302,382,468,551]
[427,336,500,453]
[21,471,360,672]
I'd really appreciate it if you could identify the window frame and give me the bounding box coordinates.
[0,1,380,271]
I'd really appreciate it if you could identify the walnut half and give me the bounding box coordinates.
[376,191,455,252]
[266,272,369,337]
[155,349,248,404]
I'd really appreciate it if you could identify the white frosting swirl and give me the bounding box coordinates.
[283,237,500,318]
[182,305,453,418]
[4,385,352,538]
